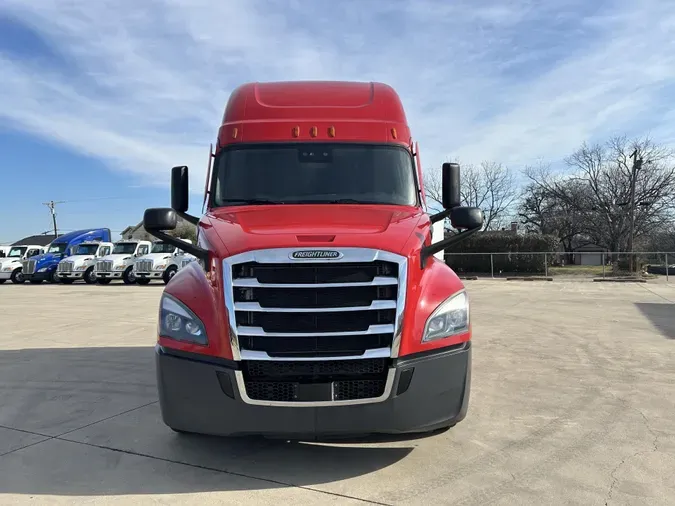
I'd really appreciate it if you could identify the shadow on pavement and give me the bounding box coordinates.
[0,346,415,496]
[635,302,675,339]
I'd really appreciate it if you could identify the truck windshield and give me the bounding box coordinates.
[212,143,418,206]
[47,243,67,254]
[151,243,176,254]
[74,244,99,255]
[112,243,137,255]
[7,247,26,258]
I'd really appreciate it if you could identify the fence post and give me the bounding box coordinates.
[544,253,548,277]
[667,253,669,282]
[602,252,605,278]
[490,254,494,279]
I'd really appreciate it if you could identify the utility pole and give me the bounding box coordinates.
[628,150,642,274]
[42,200,65,238]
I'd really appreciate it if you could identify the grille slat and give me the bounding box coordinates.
[96,260,113,272]
[135,260,153,273]
[22,259,36,275]
[58,262,73,273]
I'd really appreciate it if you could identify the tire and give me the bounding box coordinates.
[97,278,112,285]
[84,266,96,284]
[47,269,60,284]
[136,278,151,285]
[122,266,136,285]
[163,266,178,285]
[11,268,25,284]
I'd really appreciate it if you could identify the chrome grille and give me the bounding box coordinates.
[135,260,153,273]
[224,248,407,406]
[96,260,113,273]
[181,257,194,268]
[58,261,73,273]
[22,259,36,275]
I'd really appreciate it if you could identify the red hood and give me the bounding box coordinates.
[202,204,428,257]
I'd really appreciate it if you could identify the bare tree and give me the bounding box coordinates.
[423,161,517,230]
[521,136,675,256]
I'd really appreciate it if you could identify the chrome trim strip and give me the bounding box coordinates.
[232,276,397,288]
[238,347,392,361]
[233,300,397,313]
[233,367,396,407]
[237,324,394,337]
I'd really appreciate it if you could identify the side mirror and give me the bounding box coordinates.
[171,166,189,213]
[442,162,461,209]
[450,206,484,230]
[144,208,177,231]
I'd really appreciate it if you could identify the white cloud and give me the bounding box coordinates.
[1,0,675,195]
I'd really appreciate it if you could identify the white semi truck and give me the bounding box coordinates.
[57,241,114,284]
[94,240,152,285]
[132,239,193,285]
[0,245,45,284]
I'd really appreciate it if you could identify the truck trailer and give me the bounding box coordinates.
[143,81,484,438]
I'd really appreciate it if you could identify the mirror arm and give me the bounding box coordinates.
[420,225,481,269]
[429,208,453,224]
[176,211,200,226]
[144,227,209,264]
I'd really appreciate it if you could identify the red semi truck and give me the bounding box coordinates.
[143,81,484,438]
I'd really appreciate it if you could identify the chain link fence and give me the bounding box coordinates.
[445,251,674,281]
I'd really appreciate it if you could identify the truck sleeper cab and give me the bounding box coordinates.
[21,228,112,284]
[144,81,483,438]
[57,241,113,284]
[95,240,152,284]
[0,245,44,284]
[134,239,193,285]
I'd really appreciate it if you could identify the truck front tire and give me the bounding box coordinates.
[122,267,136,285]
[48,270,59,284]
[11,269,25,284]
[84,267,96,284]
[163,266,178,284]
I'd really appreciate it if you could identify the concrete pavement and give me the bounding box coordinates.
[1,280,674,505]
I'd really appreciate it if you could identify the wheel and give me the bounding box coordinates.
[48,270,59,284]
[122,266,136,285]
[83,266,97,284]
[10,268,25,284]
[60,278,75,284]
[97,278,112,285]
[163,266,178,284]
[136,278,151,285]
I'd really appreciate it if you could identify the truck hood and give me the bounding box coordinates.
[28,253,63,269]
[61,255,95,265]
[137,253,174,263]
[100,254,134,264]
[0,257,22,267]
[205,205,427,258]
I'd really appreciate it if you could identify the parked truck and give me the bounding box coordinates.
[142,81,483,438]
[94,239,152,284]
[0,244,45,284]
[57,240,114,284]
[21,229,111,284]
[133,239,193,285]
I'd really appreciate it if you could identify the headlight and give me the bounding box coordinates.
[77,265,87,270]
[155,264,166,270]
[421,291,469,342]
[115,265,125,270]
[159,294,208,345]
[38,268,47,273]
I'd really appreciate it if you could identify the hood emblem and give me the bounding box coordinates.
[290,250,343,260]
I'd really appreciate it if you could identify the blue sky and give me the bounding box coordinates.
[1,0,675,243]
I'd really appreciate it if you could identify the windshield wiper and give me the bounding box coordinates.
[220,198,285,205]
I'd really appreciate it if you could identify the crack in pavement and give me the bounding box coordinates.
[603,401,661,506]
